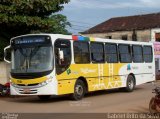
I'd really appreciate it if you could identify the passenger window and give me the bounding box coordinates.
[74,41,90,64]
[143,46,153,63]
[132,45,143,63]
[105,43,118,63]
[119,45,132,63]
[90,42,104,63]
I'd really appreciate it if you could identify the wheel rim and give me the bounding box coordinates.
[75,84,83,96]
[128,79,134,90]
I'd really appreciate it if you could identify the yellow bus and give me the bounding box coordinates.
[4,34,155,100]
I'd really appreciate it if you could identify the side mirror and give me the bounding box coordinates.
[4,45,11,63]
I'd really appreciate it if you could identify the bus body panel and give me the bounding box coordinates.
[56,63,155,95]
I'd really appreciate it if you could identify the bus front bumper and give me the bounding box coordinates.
[10,80,58,95]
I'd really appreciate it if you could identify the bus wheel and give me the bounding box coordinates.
[125,75,135,92]
[38,95,51,100]
[71,80,86,101]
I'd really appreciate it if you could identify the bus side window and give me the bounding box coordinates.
[119,44,132,63]
[143,46,153,63]
[90,42,104,63]
[105,43,118,63]
[54,39,71,75]
[73,41,90,64]
[132,45,143,63]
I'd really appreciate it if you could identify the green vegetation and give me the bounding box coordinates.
[0,0,71,60]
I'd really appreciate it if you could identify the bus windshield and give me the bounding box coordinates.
[10,35,53,74]
[11,46,53,73]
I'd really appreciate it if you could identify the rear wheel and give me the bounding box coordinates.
[38,95,51,100]
[71,80,86,100]
[125,75,135,92]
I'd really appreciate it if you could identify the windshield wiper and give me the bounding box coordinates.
[19,46,40,72]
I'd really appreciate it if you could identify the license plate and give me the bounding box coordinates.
[23,89,31,93]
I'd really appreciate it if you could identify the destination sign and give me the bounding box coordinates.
[14,38,45,45]
[11,35,51,47]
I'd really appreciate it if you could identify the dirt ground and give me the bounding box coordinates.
[0,81,159,113]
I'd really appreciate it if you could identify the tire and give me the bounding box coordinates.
[38,95,51,100]
[71,80,86,101]
[125,75,135,92]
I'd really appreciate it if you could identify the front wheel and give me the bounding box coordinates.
[71,80,86,101]
[125,75,135,92]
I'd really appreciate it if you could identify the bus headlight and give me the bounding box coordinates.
[38,81,47,87]
[38,76,53,87]
[46,76,53,83]
[11,82,17,87]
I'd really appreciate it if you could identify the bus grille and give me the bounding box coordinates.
[17,83,39,86]
[19,89,37,94]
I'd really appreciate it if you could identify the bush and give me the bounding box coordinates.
[0,36,9,61]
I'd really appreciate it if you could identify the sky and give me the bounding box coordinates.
[60,0,160,34]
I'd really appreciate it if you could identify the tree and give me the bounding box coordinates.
[0,0,71,60]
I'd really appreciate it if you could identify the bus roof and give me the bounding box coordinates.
[11,33,153,46]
